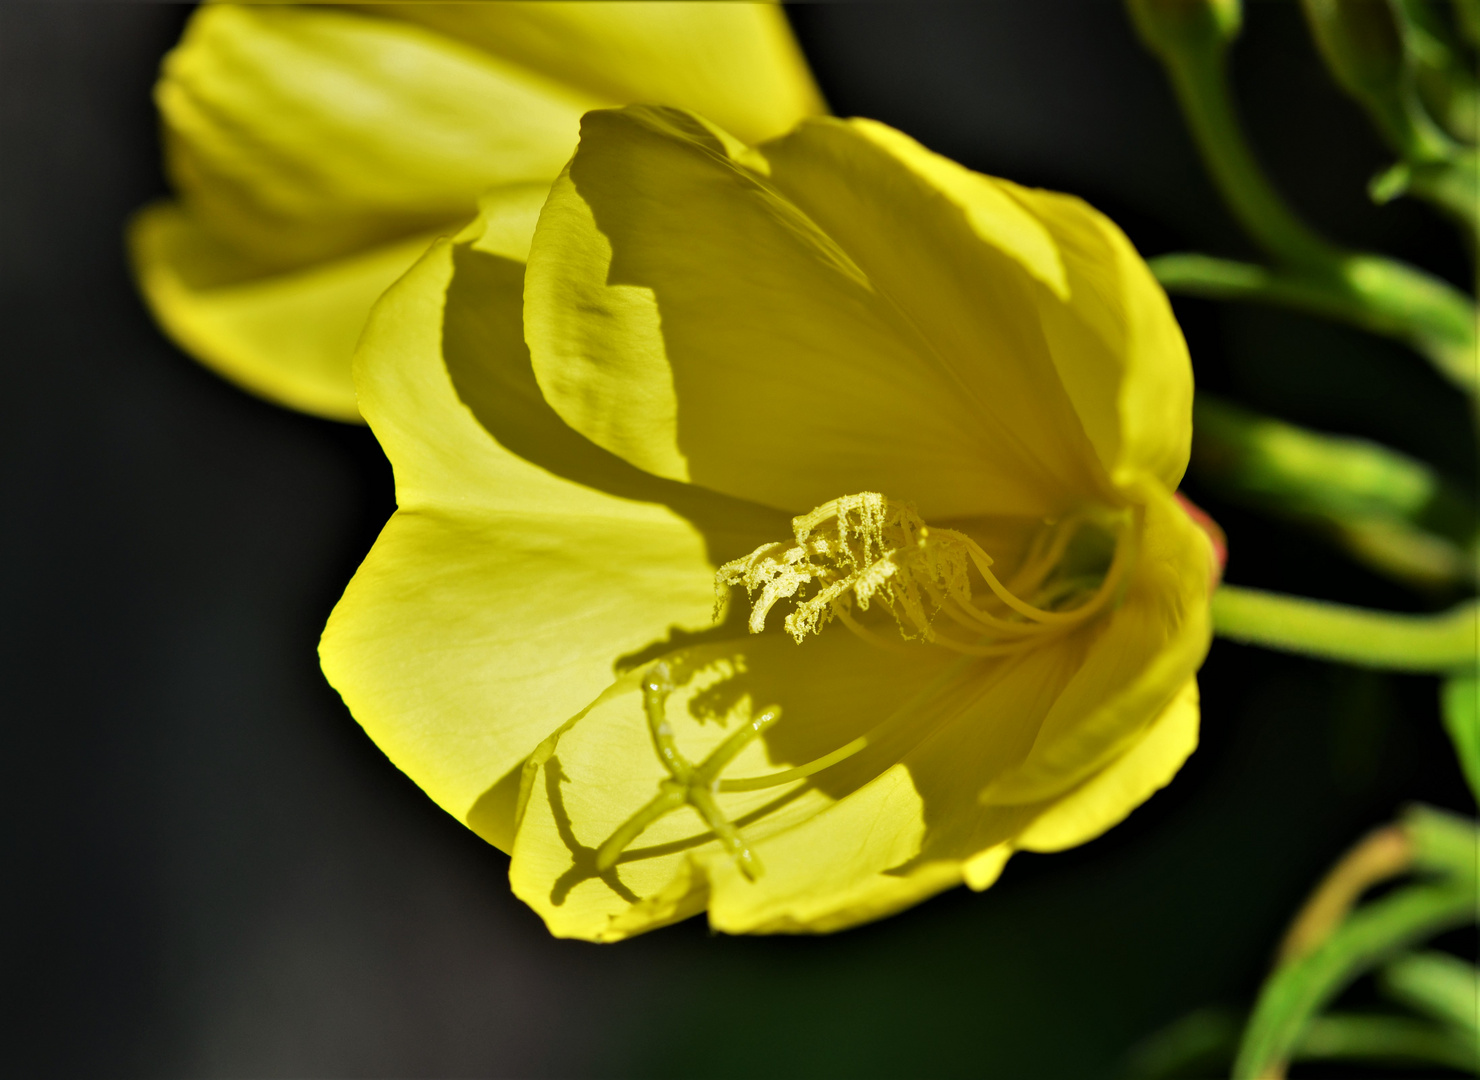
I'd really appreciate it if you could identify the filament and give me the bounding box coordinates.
[715,491,1137,658]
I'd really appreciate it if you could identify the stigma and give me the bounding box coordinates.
[715,492,1133,657]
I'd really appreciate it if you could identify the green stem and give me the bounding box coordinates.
[1293,1012,1479,1072]
[1233,879,1478,1079]
[1341,254,1479,390]
[1407,152,1480,235]
[1145,12,1480,392]
[1405,803,1480,880]
[1152,253,1478,392]
[1442,672,1480,806]
[1190,395,1476,586]
[1160,47,1338,269]
[1378,950,1480,1033]
[1211,586,1479,671]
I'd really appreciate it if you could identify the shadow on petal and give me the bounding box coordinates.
[441,241,788,570]
[542,755,641,907]
[464,762,523,851]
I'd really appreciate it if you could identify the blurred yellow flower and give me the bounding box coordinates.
[320,105,1215,940]
[129,2,823,420]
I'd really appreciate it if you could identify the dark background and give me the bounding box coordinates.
[3,3,1474,1077]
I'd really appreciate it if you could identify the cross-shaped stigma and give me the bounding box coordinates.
[595,661,780,881]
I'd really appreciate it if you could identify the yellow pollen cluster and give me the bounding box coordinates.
[716,492,1131,657]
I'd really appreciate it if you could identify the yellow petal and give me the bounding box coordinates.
[980,481,1214,805]
[377,1,826,145]
[765,117,1070,301]
[160,3,601,267]
[702,488,1210,934]
[704,766,964,934]
[151,3,824,421]
[510,563,1195,937]
[998,182,1193,489]
[702,643,1077,935]
[509,628,962,940]
[701,517,1207,933]
[759,116,1123,500]
[526,106,1110,519]
[320,197,777,851]
[1014,677,1199,853]
[128,200,450,422]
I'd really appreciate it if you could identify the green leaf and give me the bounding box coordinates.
[1233,879,1478,1079]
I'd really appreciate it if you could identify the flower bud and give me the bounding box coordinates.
[1192,397,1475,586]
[1300,0,1406,105]
[1459,0,1480,50]
[1126,0,1243,62]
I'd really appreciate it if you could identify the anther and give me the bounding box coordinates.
[714,492,1130,654]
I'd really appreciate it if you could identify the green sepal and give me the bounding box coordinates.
[1301,0,1456,163]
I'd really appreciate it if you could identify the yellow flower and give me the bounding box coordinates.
[128,1,823,420]
[319,104,1216,940]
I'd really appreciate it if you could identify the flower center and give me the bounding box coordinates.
[593,495,1135,883]
[716,492,1133,657]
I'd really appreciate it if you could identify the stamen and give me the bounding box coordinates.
[714,492,1133,653]
[834,597,1034,657]
[909,625,1044,658]
[1006,513,1086,598]
[599,498,1143,841]
[831,599,926,655]
[968,548,1086,624]
[930,588,1055,637]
